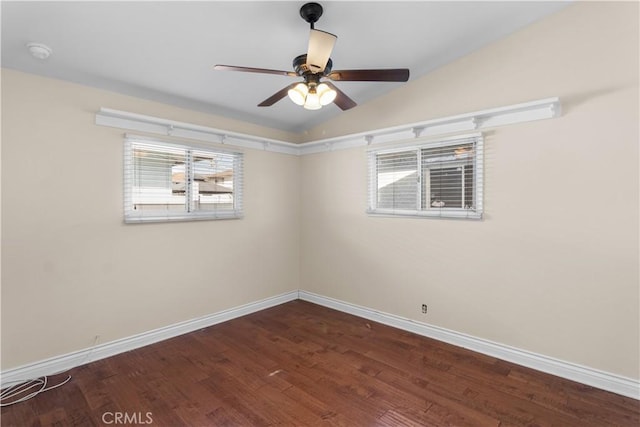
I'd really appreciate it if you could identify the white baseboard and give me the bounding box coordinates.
[298,290,640,400]
[0,290,299,388]
[3,289,638,400]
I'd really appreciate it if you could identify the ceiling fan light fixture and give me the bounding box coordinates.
[317,83,336,106]
[287,83,308,106]
[287,81,336,109]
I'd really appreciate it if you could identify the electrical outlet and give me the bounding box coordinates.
[421,304,428,314]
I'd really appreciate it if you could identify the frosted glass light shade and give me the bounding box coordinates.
[317,83,337,106]
[288,83,308,106]
[304,89,322,110]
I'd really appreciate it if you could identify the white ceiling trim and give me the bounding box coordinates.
[95,97,561,156]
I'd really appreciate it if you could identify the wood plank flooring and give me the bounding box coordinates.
[2,300,639,426]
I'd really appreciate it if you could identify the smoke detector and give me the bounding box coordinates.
[27,43,52,60]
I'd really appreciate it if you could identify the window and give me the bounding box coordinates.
[124,136,243,223]
[368,134,483,219]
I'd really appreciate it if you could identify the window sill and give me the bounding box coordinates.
[367,209,482,220]
[124,212,243,224]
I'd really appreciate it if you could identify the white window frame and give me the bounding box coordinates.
[124,135,243,223]
[367,133,483,219]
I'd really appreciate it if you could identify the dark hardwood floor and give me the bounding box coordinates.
[2,300,639,426]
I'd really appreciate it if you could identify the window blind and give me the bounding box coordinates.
[376,150,419,210]
[368,134,483,219]
[124,137,243,223]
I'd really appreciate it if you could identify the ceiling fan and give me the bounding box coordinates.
[214,2,410,111]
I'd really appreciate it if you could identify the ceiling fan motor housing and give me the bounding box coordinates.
[293,54,332,77]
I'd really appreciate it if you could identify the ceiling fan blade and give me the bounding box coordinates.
[258,83,298,107]
[306,29,337,73]
[327,69,410,82]
[214,64,296,77]
[324,82,357,111]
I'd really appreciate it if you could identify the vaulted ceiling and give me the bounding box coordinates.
[1,1,569,134]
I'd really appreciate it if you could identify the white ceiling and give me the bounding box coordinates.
[1,1,569,134]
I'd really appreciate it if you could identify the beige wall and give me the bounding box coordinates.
[1,69,301,369]
[300,2,639,379]
[1,1,638,382]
